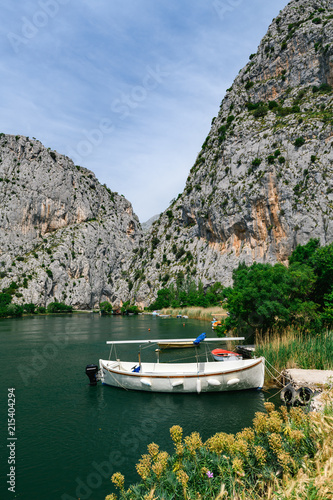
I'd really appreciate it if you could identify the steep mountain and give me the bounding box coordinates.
[122,0,333,306]
[141,214,160,233]
[0,134,141,308]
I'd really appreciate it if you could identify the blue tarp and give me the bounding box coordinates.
[193,332,206,345]
[132,366,141,372]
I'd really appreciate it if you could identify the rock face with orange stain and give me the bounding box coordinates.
[121,0,333,306]
[0,134,142,308]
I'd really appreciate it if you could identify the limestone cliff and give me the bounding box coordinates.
[122,0,333,305]
[0,134,141,308]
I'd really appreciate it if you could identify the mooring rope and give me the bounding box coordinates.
[265,364,284,386]
[265,358,284,376]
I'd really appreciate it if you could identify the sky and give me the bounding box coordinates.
[1,0,288,222]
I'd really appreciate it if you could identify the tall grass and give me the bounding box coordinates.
[256,330,333,381]
[160,306,228,322]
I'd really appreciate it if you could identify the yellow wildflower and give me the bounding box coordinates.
[147,442,159,458]
[173,461,181,473]
[280,405,289,423]
[290,429,304,445]
[143,490,158,500]
[105,494,117,500]
[184,432,203,455]
[267,411,283,433]
[264,402,275,413]
[236,427,255,443]
[151,451,169,478]
[152,461,164,479]
[233,439,249,458]
[170,425,183,444]
[290,407,308,426]
[253,412,269,434]
[136,454,152,481]
[232,457,245,476]
[254,445,267,466]
[111,472,125,491]
[277,451,295,474]
[176,469,189,487]
[268,433,283,454]
[175,443,184,456]
[205,432,234,455]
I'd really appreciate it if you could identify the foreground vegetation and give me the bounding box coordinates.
[0,292,72,318]
[106,398,333,500]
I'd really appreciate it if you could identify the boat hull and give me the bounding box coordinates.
[99,358,265,393]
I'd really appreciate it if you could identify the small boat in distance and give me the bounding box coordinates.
[211,349,242,362]
[87,336,265,394]
[158,340,197,349]
[158,332,206,349]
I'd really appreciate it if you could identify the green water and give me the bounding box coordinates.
[0,314,280,500]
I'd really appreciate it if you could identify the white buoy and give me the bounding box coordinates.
[227,378,240,386]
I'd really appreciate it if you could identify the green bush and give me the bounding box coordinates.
[294,137,305,147]
[253,105,268,118]
[312,83,331,93]
[23,303,36,314]
[0,293,11,306]
[99,301,113,315]
[6,304,23,317]
[268,100,279,110]
[245,81,254,90]
[46,302,72,314]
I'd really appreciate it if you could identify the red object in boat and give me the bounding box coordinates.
[211,349,240,357]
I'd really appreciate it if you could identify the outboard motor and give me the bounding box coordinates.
[85,364,100,386]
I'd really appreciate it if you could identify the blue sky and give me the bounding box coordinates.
[1,0,287,222]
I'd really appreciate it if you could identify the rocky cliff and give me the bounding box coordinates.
[0,134,141,308]
[121,0,333,306]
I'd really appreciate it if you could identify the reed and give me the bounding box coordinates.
[255,330,333,382]
[160,306,228,322]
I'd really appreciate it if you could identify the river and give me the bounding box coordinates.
[0,314,281,500]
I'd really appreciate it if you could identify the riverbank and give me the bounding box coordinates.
[160,306,228,322]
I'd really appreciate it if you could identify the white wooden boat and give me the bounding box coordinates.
[97,338,265,393]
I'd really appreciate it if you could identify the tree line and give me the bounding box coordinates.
[0,293,72,318]
[149,239,333,337]
[148,272,225,310]
[218,239,333,337]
